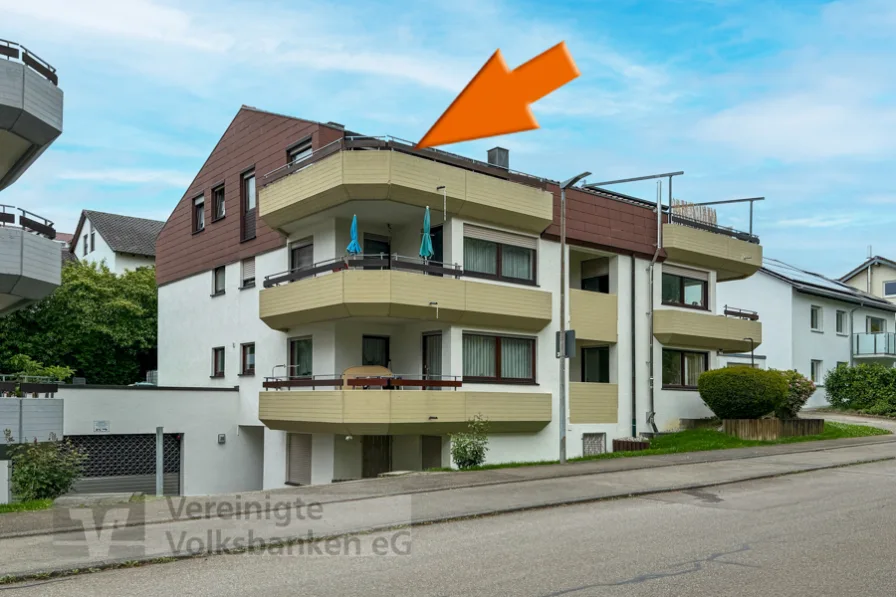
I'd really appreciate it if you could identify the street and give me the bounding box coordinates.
[8,457,896,596]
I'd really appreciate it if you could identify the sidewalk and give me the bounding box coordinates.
[1,432,895,579]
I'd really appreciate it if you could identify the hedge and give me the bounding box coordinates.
[697,367,788,419]
[825,363,896,415]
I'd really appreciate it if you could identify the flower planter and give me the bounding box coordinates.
[613,438,651,452]
[722,418,824,441]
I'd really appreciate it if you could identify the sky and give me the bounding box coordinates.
[2,0,895,278]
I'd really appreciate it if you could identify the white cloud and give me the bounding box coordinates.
[57,169,193,187]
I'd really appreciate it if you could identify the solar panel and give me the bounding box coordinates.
[763,258,854,294]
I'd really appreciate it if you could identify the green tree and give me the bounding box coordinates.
[0,261,157,385]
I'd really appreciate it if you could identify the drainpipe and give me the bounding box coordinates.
[867,265,871,294]
[645,181,662,434]
[848,300,865,367]
[630,258,637,438]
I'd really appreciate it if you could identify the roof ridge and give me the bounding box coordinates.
[83,209,165,224]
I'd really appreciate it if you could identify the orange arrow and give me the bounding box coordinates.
[416,42,579,149]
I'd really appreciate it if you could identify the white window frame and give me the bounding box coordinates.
[212,266,226,296]
[810,359,823,383]
[883,280,896,297]
[810,305,823,332]
[835,310,847,335]
[867,316,887,334]
[288,139,313,165]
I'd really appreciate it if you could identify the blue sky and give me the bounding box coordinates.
[2,0,895,277]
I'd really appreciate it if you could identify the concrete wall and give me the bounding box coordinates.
[59,386,262,496]
[0,227,61,314]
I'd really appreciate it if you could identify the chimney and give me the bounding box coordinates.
[487,147,509,169]
[326,121,345,130]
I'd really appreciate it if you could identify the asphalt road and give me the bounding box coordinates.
[8,458,896,596]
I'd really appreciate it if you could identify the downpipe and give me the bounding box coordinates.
[645,181,662,434]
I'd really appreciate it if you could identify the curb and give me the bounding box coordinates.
[3,434,894,541]
[0,454,892,586]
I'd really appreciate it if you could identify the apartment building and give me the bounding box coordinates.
[718,258,896,405]
[155,106,763,490]
[840,256,896,306]
[69,210,164,274]
[0,40,63,315]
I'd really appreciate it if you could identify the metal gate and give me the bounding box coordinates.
[65,434,181,495]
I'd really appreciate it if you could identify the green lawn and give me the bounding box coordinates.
[427,421,889,472]
[0,499,53,514]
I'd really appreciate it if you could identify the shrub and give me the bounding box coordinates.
[773,369,817,419]
[825,363,896,414]
[3,430,88,501]
[450,415,490,469]
[697,367,787,419]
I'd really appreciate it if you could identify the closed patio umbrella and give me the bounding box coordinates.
[346,214,362,255]
[419,206,434,261]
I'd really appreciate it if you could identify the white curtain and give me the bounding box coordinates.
[502,245,533,281]
[463,335,496,377]
[464,238,497,275]
[501,337,532,379]
[683,352,706,386]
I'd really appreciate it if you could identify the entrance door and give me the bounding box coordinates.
[422,436,443,470]
[422,332,442,389]
[362,435,392,478]
[286,433,312,486]
[362,335,390,368]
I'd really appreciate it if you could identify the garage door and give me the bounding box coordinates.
[65,434,181,495]
[286,433,312,486]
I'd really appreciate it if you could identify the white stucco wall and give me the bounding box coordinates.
[59,386,262,496]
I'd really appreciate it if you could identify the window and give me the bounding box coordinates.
[582,275,609,293]
[241,257,255,288]
[212,185,225,221]
[241,172,256,241]
[362,336,390,368]
[662,349,708,388]
[289,240,314,272]
[193,195,205,233]
[836,361,848,369]
[212,347,225,377]
[463,333,535,383]
[810,359,823,383]
[241,343,255,375]
[581,346,610,383]
[90,230,95,252]
[287,139,312,165]
[243,172,256,212]
[836,310,847,335]
[867,316,887,334]
[82,234,88,256]
[212,266,225,296]
[288,337,312,379]
[661,272,707,309]
[884,281,896,297]
[810,305,822,331]
[463,235,536,284]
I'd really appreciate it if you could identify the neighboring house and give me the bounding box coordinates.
[70,210,164,274]
[840,255,896,305]
[146,105,764,493]
[718,258,896,406]
[55,232,78,266]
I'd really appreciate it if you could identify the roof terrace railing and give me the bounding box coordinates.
[0,204,56,239]
[0,39,58,85]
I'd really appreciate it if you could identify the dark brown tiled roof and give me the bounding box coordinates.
[74,211,165,257]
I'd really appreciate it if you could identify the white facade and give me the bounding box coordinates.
[71,215,155,274]
[718,269,896,407]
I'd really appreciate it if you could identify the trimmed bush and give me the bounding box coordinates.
[697,367,787,419]
[825,363,896,415]
[773,369,817,419]
[3,430,88,501]
[450,415,490,469]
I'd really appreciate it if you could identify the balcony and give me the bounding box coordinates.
[0,206,61,316]
[569,289,617,343]
[259,373,551,434]
[662,217,762,281]
[853,333,896,360]
[260,255,553,332]
[653,308,762,352]
[569,382,618,424]
[0,41,63,192]
[258,136,554,234]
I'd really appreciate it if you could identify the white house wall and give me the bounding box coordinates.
[59,386,260,496]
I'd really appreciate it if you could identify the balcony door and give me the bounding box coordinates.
[422,332,442,390]
[362,335,390,368]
